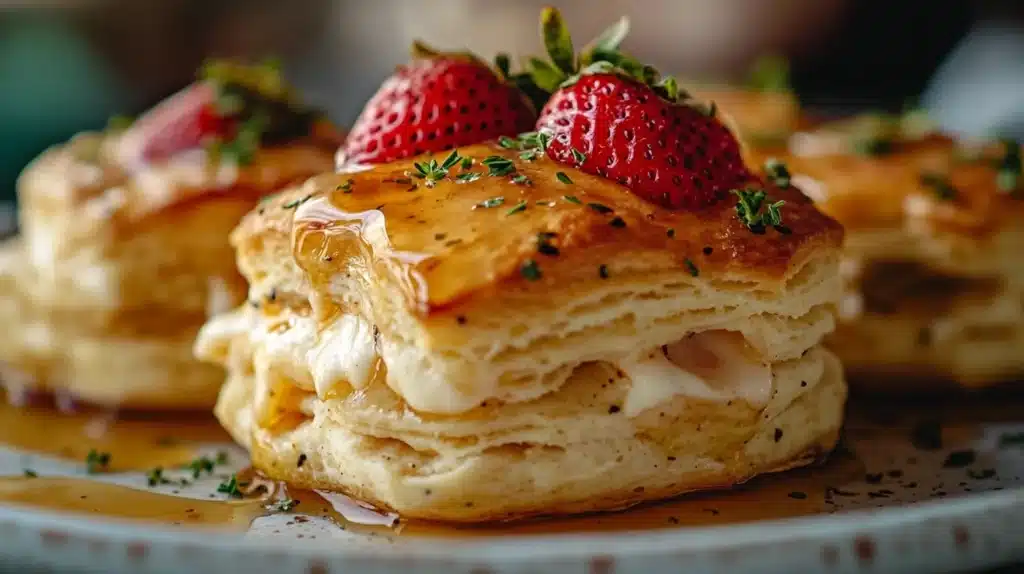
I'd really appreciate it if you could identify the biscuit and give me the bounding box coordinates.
[198,142,848,519]
[765,126,1024,388]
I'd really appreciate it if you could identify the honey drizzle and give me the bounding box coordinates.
[0,395,229,471]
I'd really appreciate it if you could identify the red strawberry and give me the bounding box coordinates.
[340,52,536,166]
[126,82,228,162]
[537,72,752,210]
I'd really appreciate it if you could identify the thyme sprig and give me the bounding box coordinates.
[731,188,786,234]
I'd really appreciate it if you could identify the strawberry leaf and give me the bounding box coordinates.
[541,7,576,75]
[652,76,683,102]
[582,16,630,58]
[494,53,512,80]
[411,40,443,59]
[528,57,568,93]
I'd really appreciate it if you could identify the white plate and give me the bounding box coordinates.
[1,397,1023,574]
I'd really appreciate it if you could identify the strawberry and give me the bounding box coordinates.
[120,59,325,166]
[538,71,751,209]
[340,45,536,166]
[526,8,751,210]
[129,82,225,162]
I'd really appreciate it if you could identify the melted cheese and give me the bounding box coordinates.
[306,314,377,397]
[200,308,794,418]
[197,307,380,399]
[618,331,772,417]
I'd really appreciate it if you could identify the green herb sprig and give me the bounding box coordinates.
[731,188,786,234]
[919,172,957,201]
[411,149,462,187]
[85,450,111,474]
[217,474,248,498]
[763,158,791,188]
[264,498,299,513]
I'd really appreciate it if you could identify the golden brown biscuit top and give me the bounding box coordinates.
[18,122,341,230]
[240,142,842,315]
[764,132,1023,236]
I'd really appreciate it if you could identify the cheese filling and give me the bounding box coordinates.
[199,309,792,417]
[618,331,773,417]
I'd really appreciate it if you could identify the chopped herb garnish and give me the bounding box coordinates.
[264,498,299,513]
[23,469,37,478]
[410,150,462,187]
[500,132,551,161]
[460,156,474,170]
[85,450,111,474]
[684,258,699,277]
[609,216,626,228]
[563,195,582,204]
[296,453,308,468]
[282,194,313,209]
[536,232,559,256]
[919,172,957,200]
[511,174,532,186]
[146,467,169,487]
[730,188,786,233]
[519,148,543,162]
[599,264,609,279]
[337,179,354,193]
[440,149,461,170]
[520,259,542,281]
[215,451,229,465]
[556,172,573,185]
[384,177,413,185]
[506,200,528,215]
[571,148,587,165]
[475,196,505,209]
[851,136,894,157]
[763,158,791,188]
[186,456,215,479]
[456,172,482,183]
[587,202,613,214]
[217,474,248,498]
[481,155,517,177]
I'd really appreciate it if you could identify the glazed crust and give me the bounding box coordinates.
[773,133,1024,236]
[17,126,339,314]
[234,142,843,315]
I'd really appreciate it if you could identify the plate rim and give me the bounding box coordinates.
[1,485,1021,561]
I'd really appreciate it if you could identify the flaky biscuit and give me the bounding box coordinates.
[17,129,337,314]
[198,142,847,519]
[761,130,1024,388]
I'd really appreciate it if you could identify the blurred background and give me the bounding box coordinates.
[0,0,1022,203]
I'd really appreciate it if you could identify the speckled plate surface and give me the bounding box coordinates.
[0,396,1023,574]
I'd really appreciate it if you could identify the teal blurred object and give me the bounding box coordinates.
[0,13,126,202]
